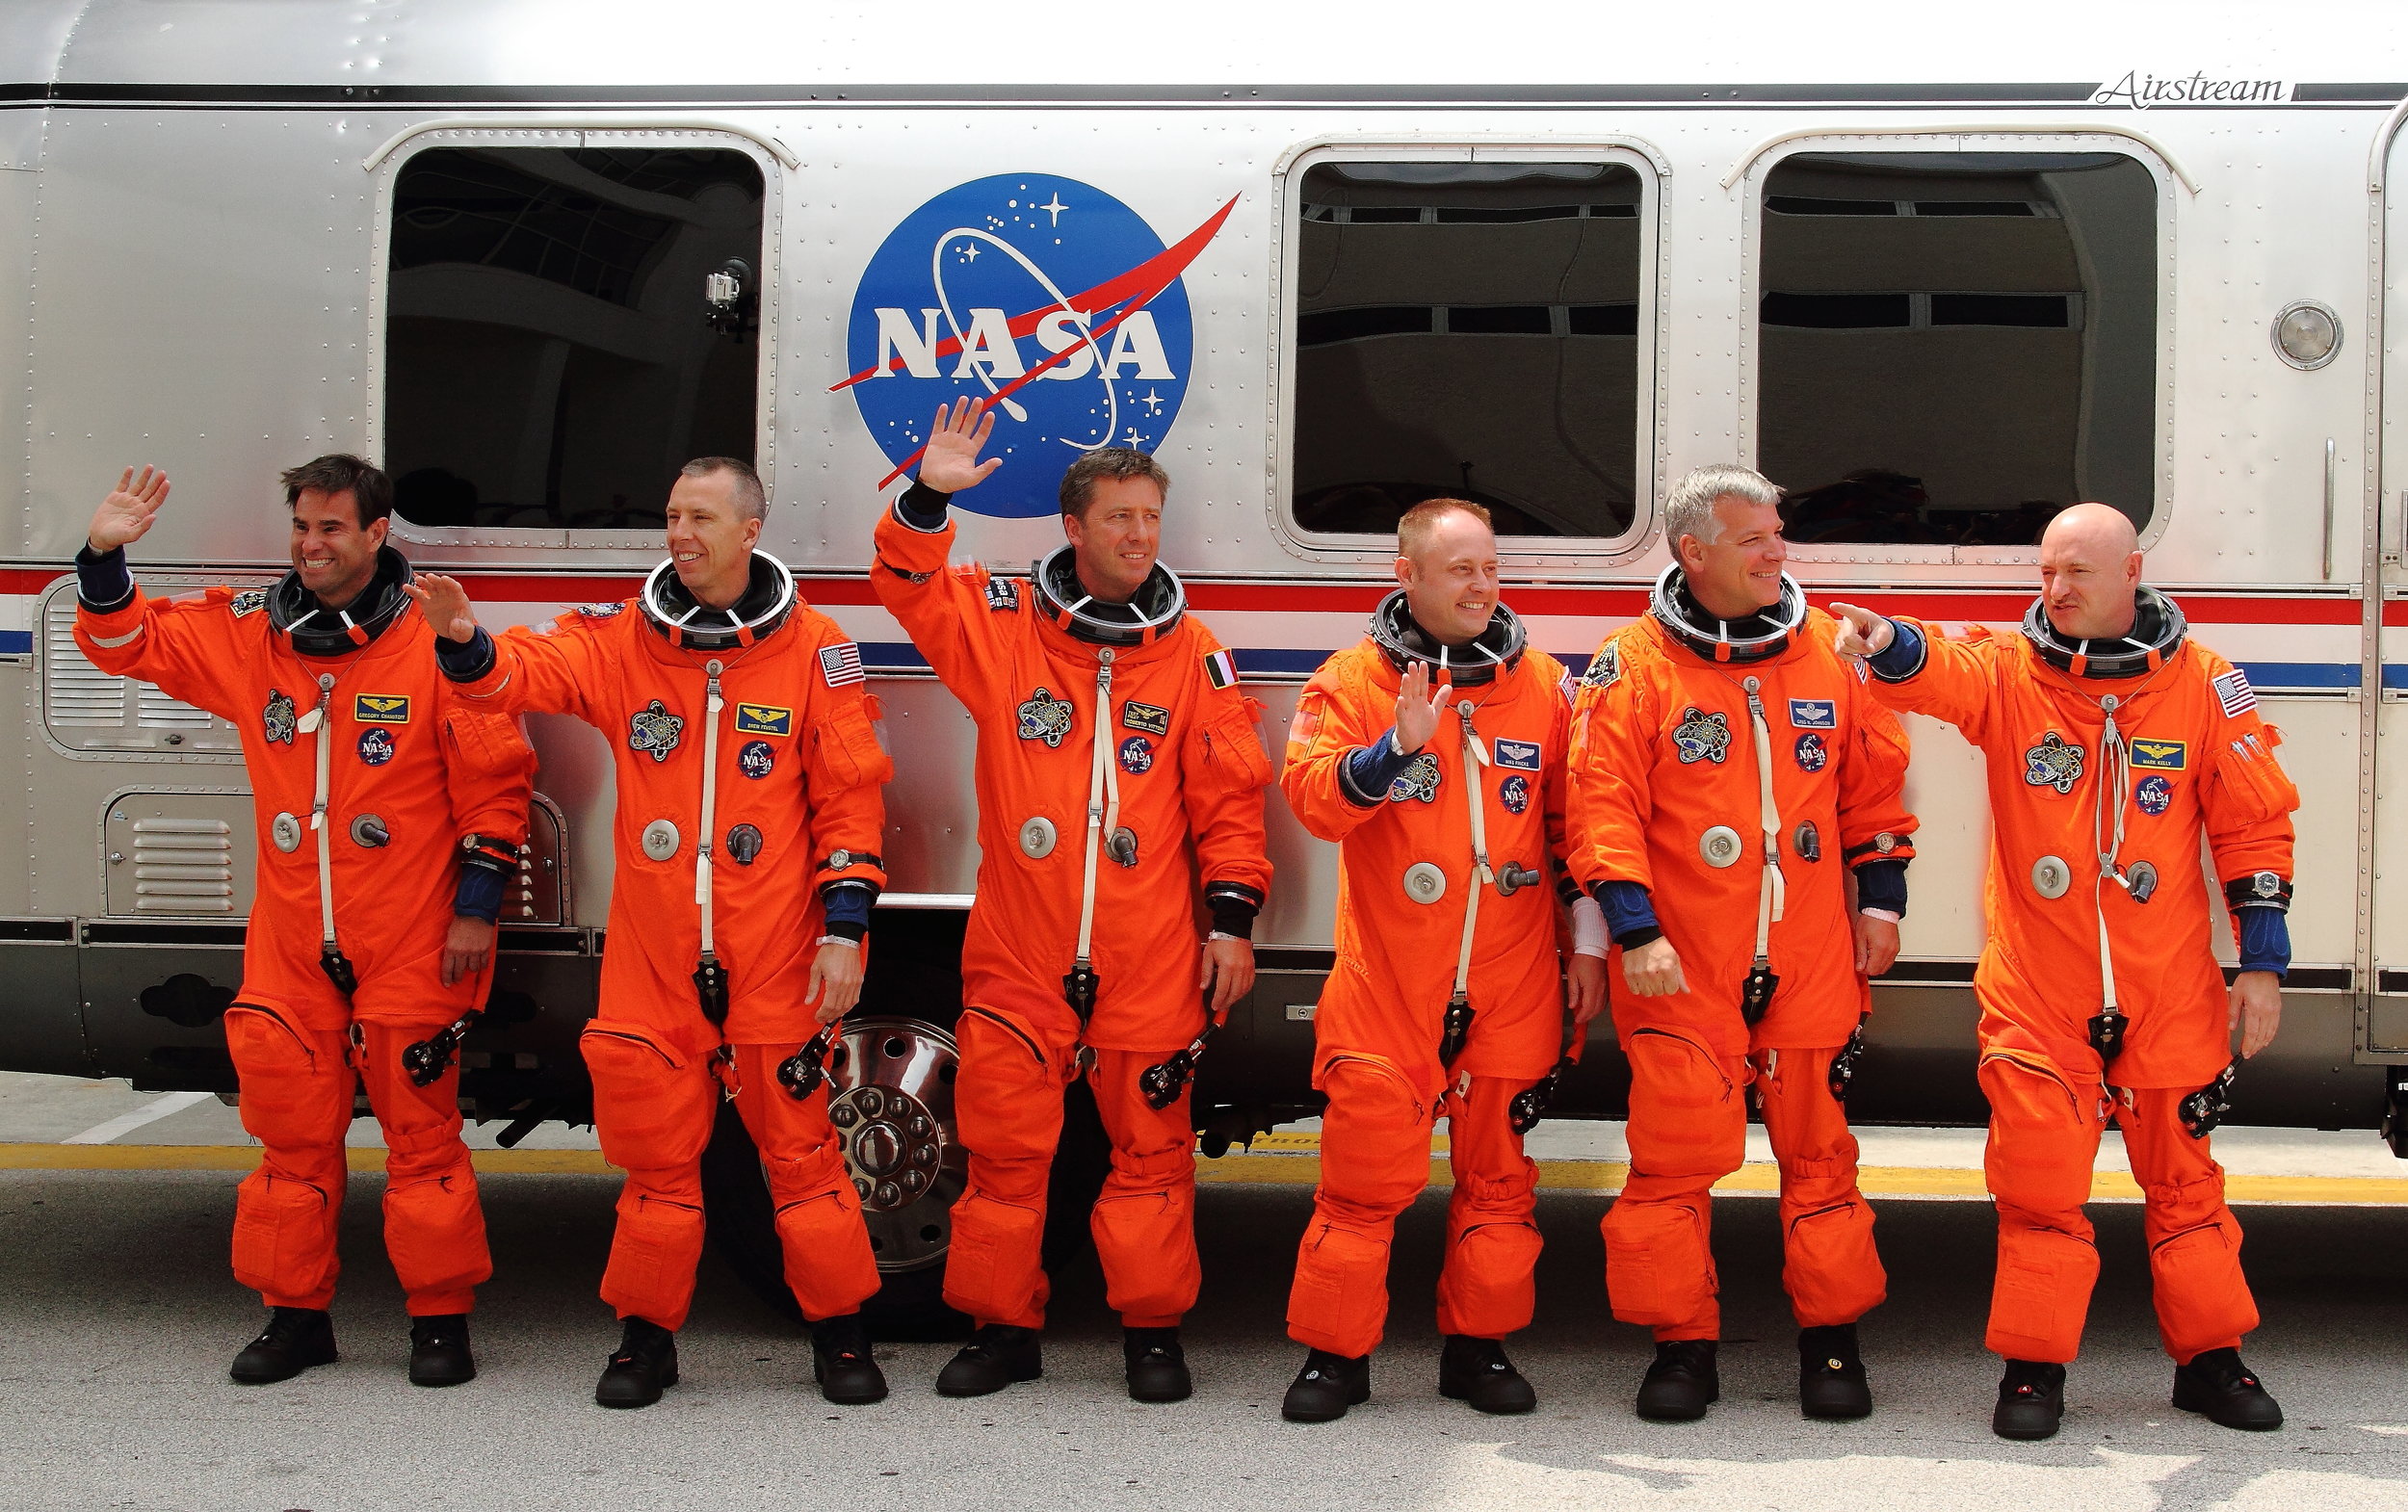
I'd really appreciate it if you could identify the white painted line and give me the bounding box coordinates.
[61,1090,214,1146]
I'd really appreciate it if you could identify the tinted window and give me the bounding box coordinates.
[1758,152,2157,546]
[385,147,764,530]
[1291,161,1643,539]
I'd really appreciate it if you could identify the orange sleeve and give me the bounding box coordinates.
[1836,667,1919,867]
[1564,632,1661,893]
[439,704,537,852]
[73,585,248,721]
[1277,652,1390,845]
[1177,626,1273,906]
[450,612,613,724]
[1859,619,2002,743]
[800,619,895,897]
[870,504,1009,698]
[1543,656,1576,878]
[2194,654,2298,887]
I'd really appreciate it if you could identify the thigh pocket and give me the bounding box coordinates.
[1623,1030,1743,1179]
[581,1023,712,1170]
[223,1006,342,1147]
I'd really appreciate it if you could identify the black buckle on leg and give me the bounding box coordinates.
[693,954,730,1025]
[2179,1060,2238,1138]
[401,1012,480,1088]
[2087,1007,2127,1064]
[1741,961,1779,1027]
[1508,1058,1570,1134]
[1062,961,1100,1025]
[1827,1015,1869,1103]
[319,945,358,997]
[776,1024,841,1101]
[1439,994,1475,1067]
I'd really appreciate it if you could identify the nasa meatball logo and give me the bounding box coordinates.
[838,174,1236,518]
[1499,773,1531,815]
[1793,731,1828,773]
[1118,735,1155,775]
[356,727,395,768]
[739,740,775,780]
[2136,773,2173,816]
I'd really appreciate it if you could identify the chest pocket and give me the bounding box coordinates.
[1188,695,1273,794]
[811,693,895,791]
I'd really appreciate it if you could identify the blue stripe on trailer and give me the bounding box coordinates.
[0,631,30,655]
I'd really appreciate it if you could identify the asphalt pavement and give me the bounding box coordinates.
[2,1074,2406,1512]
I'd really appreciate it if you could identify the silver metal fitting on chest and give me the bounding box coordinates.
[2031,854,2072,899]
[641,819,681,862]
[1700,825,1743,869]
[1018,816,1058,859]
[1402,861,1448,904]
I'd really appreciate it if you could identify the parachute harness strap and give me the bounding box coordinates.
[1074,652,1119,982]
[1452,699,1496,1007]
[1742,676,1788,963]
[697,660,726,955]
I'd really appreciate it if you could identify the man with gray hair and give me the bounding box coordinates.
[1567,463,1917,1422]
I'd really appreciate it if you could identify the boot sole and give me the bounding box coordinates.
[1128,1370,1192,1403]
[230,1344,338,1385]
[1992,1414,2060,1441]
[1440,1379,1536,1415]
[595,1363,677,1409]
[820,1380,890,1405]
[935,1364,1041,1397]
[1636,1383,1718,1422]
[408,1361,477,1388]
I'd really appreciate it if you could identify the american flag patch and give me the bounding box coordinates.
[2212,668,2256,717]
[1202,649,1236,690]
[820,641,865,689]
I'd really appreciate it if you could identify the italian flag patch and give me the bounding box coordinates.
[1202,649,1237,690]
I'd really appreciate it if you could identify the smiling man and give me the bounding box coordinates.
[1568,464,1918,1423]
[74,456,535,1390]
[411,457,893,1410]
[1833,502,2298,1441]
[873,401,1272,1404]
[1276,499,1608,1422]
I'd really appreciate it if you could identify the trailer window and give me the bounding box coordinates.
[1758,151,2157,546]
[1290,161,1644,539]
[384,146,764,531]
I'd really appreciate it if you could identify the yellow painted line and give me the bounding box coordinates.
[12,1142,2407,1206]
[0,1143,615,1175]
[1195,1150,2408,1206]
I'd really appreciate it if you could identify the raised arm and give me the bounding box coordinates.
[869,400,1014,691]
[410,572,606,725]
[1279,658,1438,845]
[72,467,245,717]
[1832,601,2002,741]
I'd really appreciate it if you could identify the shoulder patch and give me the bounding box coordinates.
[985,576,1020,613]
[1581,642,1621,691]
[1202,648,1237,691]
[2212,668,2257,718]
[576,602,624,619]
[819,641,865,689]
[228,587,268,618]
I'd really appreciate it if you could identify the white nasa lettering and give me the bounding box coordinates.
[873,307,942,378]
[1035,310,1099,380]
[1103,310,1175,379]
[952,307,1027,380]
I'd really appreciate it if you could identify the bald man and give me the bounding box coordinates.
[1833,503,2298,1441]
[1277,498,1608,1421]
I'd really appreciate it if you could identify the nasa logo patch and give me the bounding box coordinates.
[2136,773,2173,816]
[1794,731,1828,772]
[739,740,775,780]
[1500,772,1531,815]
[356,727,395,767]
[1118,735,1154,774]
[840,174,1223,518]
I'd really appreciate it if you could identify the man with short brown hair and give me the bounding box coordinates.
[76,456,534,1389]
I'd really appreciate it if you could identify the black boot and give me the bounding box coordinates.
[1797,1323,1871,1420]
[1281,1348,1371,1422]
[2172,1347,2283,1431]
[1636,1340,1719,1421]
[935,1324,1042,1397]
[1992,1359,2066,1440]
[811,1313,887,1405]
[1124,1327,1191,1403]
[230,1306,338,1385]
[595,1317,678,1409]
[407,1314,476,1388]
[1438,1334,1536,1415]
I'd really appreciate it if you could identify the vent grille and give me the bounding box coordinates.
[43,587,249,753]
[105,793,256,917]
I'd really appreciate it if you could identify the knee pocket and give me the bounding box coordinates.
[384,1175,490,1296]
[1623,1030,1743,1178]
[945,1194,1046,1318]
[1989,1225,2100,1361]
[1980,1055,2097,1212]
[581,1023,714,1171]
[232,1170,338,1298]
[224,1007,346,1147]
[2151,1220,2258,1346]
[1602,1198,1714,1328]
[775,1191,879,1318]
[1289,1222,1391,1345]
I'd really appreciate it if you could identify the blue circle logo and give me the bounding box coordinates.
[839,175,1231,518]
[357,727,394,767]
[2136,773,2172,816]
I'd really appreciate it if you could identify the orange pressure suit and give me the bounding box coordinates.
[1567,588,1916,1342]
[77,554,534,1318]
[442,558,889,1331]
[872,503,1272,1332]
[1279,607,1582,1359]
[1862,605,2296,1364]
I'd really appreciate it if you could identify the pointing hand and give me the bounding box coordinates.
[1829,602,1896,660]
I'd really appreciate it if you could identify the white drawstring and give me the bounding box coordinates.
[297,673,339,955]
[696,661,725,953]
[1451,700,1495,1006]
[1741,677,1787,961]
[1074,653,1117,977]
[2091,693,2134,1015]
